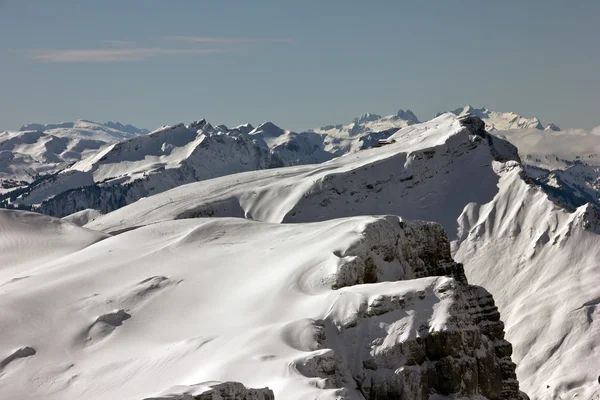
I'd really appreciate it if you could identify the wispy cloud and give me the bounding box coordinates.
[103,40,138,47]
[161,36,291,44]
[22,36,289,63]
[24,48,228,63]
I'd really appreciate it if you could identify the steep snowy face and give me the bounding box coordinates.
[454,165,600,400]
[0,120,147,183]
[453,106,545,131]
[0,210,524,400]
[87,114,519,237]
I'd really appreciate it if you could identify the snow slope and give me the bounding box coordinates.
[245,122,333,165]
[19,119,148,142]
[86,114,600,399]
[454,165,600,400]
[18,121,284,215]
[496,127,600,170]
[313,109,419,156]
[62,208,104,226]
[0,209,108,270]
[88,113,516,237]
[452,106,546,132]
[0,209,524,400]
[0,120,147,182]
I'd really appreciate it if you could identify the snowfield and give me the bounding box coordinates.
[0,120,147,182]
[0,210,523,399]
[87,113,514,235]
[3,109,600,399]
[81,113,600,399]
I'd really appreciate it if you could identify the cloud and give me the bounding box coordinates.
[22,36,289,63]
[498,126,600,161]
[103,40,138,47]
[24,48,228,63]
[161,36,291,44]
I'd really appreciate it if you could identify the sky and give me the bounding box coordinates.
[1,0,599,132]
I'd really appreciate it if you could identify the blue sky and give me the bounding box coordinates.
[1,0,599,131]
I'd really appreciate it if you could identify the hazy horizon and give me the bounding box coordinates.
[1,0,599,131]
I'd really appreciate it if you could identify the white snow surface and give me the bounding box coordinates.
[84,114,600,399]
[62,208,104,226]
[0,120,147,182]
[452,105,545,131]
[313,109,419,156]
[454,164,600,400]
[17,121,282,208]
[88,113,509,235]
[496,126,600,170]
[0,210,462,400]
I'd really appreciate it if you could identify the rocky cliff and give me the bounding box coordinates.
[300,216,528,399]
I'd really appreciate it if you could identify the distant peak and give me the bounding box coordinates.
[252,122,285,137]
[188,119,207,131]
[545,123,561,132]
[231,123,255,135]
[393,109,420,123]
[352,113,382,124]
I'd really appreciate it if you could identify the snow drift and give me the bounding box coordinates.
[0,209,524,399]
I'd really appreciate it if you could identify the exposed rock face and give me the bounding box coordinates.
[144,381,275,400]
[300,216,528,400]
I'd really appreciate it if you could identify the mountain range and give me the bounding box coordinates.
[1,107,600,400]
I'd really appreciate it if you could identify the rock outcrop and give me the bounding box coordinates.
[298,216,528,399]
[144,381,275,400]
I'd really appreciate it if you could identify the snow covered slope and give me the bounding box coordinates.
[0,209,525,399]
[454,164,600,400]
[88,113,516,236]
[18,120,284,215]
[496,127,600,170]
[245,122,333,165]
[19,119,148,142]
[452,106,547,132]
[313,109,419,156]
[62,208,103,226]
[0,120,148,183]
[86,114,600,399]
[0,209,108,270]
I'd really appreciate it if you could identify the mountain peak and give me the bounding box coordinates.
[451,106,544,131]
[251,122,286,137]
[393,109,420,123]
[544,123,561,131]
[352,112,382,124]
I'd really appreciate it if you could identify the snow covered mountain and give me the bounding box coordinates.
[244,122,333,165]
[4,110,422,214]
[495,127,600,170]
[0,120,148,184]
[452,106,548,132]
[4,108,600,399]
[454,170,600,400]
[0,208,525,400]
[313,109,420,156]
[16,120,284,217]
[84,114,600,399]
[87,113,514,236]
